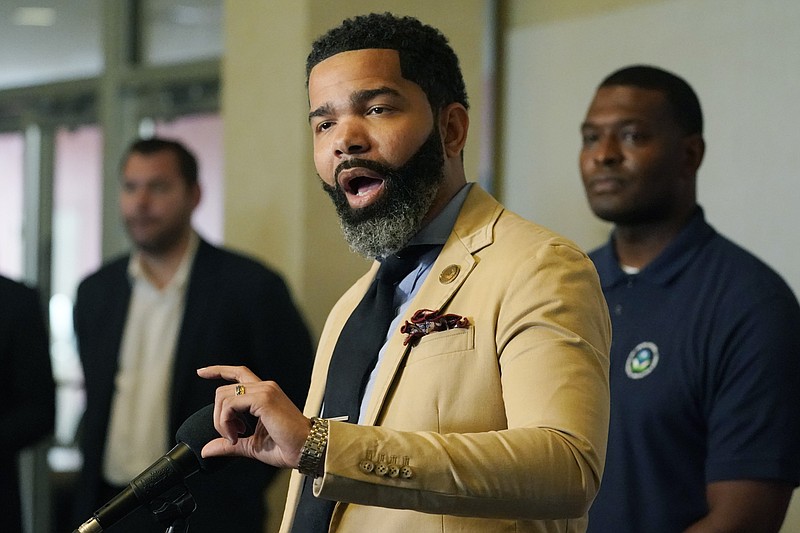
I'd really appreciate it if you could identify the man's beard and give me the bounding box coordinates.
[321,128,445,259]
[124,214,191,256]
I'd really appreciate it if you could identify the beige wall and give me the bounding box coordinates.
[501,0,800,297]
[222,1,488,338]
[502,1,800,530]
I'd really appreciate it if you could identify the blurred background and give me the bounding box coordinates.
[2,1,798,532]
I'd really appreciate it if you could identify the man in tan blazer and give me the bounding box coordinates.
[198,13,611,533]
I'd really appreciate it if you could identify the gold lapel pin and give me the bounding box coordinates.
[439,264,460,284]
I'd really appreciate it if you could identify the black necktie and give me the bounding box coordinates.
[291,245,430,533]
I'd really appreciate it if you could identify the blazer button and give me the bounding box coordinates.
[400,466,414,479]
[359,460,375,473]
[388,465,400,478]
[376,463,389,476]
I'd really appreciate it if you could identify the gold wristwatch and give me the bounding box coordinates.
[298,417,329,478]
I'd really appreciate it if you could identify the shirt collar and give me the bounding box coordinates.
[407,182,474,248]
[597,206,717,288]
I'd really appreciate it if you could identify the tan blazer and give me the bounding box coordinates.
[281,186,611,532]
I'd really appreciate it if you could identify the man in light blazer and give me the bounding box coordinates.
[73,138,313,532]
[198,13,611,533]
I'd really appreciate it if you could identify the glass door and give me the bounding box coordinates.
[0,131,25,277]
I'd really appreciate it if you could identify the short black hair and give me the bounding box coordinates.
[122,137,199,186]
[600,65,703,135]
[306,12,468,112]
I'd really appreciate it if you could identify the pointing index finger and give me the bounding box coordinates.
[197,365,261,383]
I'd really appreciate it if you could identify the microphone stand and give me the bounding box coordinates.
[149,484,197,533]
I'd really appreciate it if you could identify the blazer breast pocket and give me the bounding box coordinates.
[404,325,475,365]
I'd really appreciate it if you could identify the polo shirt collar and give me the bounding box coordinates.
[598,206,717,288]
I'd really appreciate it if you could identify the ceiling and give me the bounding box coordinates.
[0,1,223,90]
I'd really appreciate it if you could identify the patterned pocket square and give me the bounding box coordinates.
[400,308,470,346]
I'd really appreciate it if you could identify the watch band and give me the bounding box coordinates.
[298,417,329,478]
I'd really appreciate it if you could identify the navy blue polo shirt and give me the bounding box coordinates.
[587,207,800,533]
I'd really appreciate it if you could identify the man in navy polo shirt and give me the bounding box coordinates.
[579,65,800,532]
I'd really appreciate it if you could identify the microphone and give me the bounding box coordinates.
[74,403,255,532]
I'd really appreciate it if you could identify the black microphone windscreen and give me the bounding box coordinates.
[175,404,226,472]
[175,403,257,472]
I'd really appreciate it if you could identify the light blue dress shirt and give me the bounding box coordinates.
[357,183,473,423]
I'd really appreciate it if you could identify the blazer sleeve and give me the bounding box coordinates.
[0,281,55,452]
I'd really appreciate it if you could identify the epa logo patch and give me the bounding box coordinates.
[625,341,659,379]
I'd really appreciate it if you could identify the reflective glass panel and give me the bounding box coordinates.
[50,125,103,465]
[0,1,102,89]
[0,131,24,278]
[144,0,223,65]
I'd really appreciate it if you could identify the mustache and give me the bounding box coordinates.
[334,158,393,184]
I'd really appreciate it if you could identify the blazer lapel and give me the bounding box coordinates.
[361,186,502,426]
[169,239,214,430]
[284,187,505,528]
[98,262,133,405]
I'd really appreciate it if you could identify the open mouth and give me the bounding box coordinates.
[345,175,383,196]
[338,167,386,207]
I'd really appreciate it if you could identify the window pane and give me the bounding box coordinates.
[0,131,24,278]
[53,126,103,299]
[143,0,223,65]
[50,125,103,457]
[0,1,102,89]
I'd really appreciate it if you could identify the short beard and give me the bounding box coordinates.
[321,127,445,259]
[125,218,190,256]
